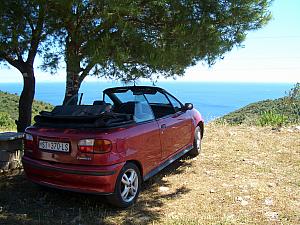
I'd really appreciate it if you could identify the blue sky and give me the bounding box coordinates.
[0,0,299,83]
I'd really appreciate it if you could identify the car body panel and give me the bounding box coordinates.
[157,112,193,159]
[22,156,123,193]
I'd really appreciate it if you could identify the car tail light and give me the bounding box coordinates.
[24,133,34,153]
[78,139,112,154]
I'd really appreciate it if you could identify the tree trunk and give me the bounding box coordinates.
[63,74,81,105]
[62,35,82,105]
[16,67,35,132]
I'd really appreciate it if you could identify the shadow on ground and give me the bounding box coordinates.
[0,158,192,225]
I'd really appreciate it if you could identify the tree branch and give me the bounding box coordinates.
[79,62,94,84]
[27,4,46,65]
[0,51,21,69]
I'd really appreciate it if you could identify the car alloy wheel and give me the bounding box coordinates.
[196,128,201,149]
[120,168,139,202]
[188,126,202,157]
[106,162,141,208]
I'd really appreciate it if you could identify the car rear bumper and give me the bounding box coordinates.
[22,156,124,194]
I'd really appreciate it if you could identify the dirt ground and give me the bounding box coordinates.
[0,123,299,225]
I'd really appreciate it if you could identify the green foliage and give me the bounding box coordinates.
[0,91,54,130]
[0,0,48,65]
[42,0,272,102]
[218,86,300,126]
[258,110,288,127]
[0,0,50,131]
[287,82,300,100]
[0,112,15,129]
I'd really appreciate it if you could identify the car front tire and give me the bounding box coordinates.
[188,126,202,157]
[106,162,141,208]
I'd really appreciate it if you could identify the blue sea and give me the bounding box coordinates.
[0,81,294,122]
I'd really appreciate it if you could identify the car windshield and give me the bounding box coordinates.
[65,90,155,123]
[105,89,155,123]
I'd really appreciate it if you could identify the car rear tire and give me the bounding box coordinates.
[188,126,202,157]
[106,162,141,208]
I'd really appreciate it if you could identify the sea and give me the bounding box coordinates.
[0,81,294,122]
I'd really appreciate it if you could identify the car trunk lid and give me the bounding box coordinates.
[25,127,121,166]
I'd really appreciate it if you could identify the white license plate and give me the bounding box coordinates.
[39,140,70,152]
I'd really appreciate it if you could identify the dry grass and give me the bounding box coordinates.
[0,123,299,225]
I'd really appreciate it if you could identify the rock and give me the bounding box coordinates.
[265,211,279,221]
[249,181,258,188]
[244,196,251,200]
[209,189,216,193]
[158,186,169,193]
[240,200,249,206]
[204,170,211,175]
[236,196,243,201]
[267,182,276,188]
[264,197,274,206]
[236,196,249,206]
[222,183,234,188]
[139,216,150,221]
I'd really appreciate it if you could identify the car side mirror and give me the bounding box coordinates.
[183,103,193,111]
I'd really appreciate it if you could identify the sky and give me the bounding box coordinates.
[0,0,299,83]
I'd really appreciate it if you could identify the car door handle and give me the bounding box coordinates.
[161,124,167,129]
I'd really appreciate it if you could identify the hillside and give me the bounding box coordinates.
[218,97,300,126]
[0,123,299,224]
[218,83,300,126]
[0,91,54,130]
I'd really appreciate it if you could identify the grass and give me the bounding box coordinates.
[0,123,299,224]
[0,91,54,130]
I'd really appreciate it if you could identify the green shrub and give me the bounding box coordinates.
[0,112,15,129]
[258,110,288,127]
[287,82,300,100]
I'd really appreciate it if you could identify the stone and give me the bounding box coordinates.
[236,196,249,206]
[236,196,243,201]
[267,182,276,188]
[264,197,274,206]
[209,189,216,193]
[265,211,279,221]
[139,216,150,221]
[204,170,211,175]
[240,200,249,206]
[158,186,169,193]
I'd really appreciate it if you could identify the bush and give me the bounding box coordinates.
[258,110,288,127]
[0,112,15,129]
[287,82,300,100]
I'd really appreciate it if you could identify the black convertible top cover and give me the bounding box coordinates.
[34,105,134,128]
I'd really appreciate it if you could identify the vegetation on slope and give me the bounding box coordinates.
[217,83,300,126]
[0,91,54,130]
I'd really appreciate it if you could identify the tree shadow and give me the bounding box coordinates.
[0,157,193,225]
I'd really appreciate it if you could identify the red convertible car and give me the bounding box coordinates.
[22,86,204,207]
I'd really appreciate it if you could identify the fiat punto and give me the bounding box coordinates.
[22,86,204,207]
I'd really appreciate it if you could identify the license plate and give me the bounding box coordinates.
[39,140,70,152]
